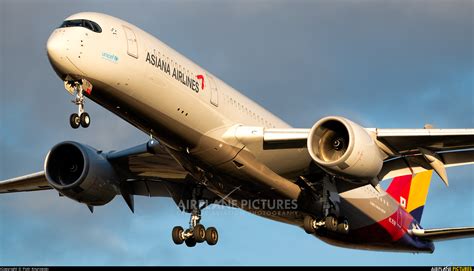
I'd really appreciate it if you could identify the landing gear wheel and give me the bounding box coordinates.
[325,215,338,232]
[194,224,206,243]
[185,237,197,247]
[205,227,218,246]
[172,226,184,245]
[303,216,316,234]
[172,187,218,247]
[66,80,93,130]
[337,218,350,234]
[80,112,90,128]
[69,113,80,129]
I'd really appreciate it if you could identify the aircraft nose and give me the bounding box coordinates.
[46,31,74,79]
[46,32,65,64]
[46,30,85,80]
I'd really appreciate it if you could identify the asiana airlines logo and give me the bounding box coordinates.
[145,50,204,93]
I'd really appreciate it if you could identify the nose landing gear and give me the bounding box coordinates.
[65,80,92,129]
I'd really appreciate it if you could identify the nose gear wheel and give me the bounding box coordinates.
[65,79,92,129]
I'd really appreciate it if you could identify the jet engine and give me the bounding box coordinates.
[44,141,121,205]
[307,116,384,180]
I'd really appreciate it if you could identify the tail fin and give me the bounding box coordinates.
[386,170,434,223]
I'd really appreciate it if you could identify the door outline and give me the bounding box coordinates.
[123,25,138,59]
[207,73,218,107]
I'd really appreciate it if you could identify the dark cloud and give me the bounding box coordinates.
[0,0,472,265]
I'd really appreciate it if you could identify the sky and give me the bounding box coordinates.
[0,0,473,266]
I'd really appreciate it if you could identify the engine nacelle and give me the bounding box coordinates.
[307,116,384,180]
[44,141,121,206]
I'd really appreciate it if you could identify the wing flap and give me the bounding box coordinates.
[107,140,187,179]
[379,149,474,181]
[126,179,183,197]
[410,227,474,241]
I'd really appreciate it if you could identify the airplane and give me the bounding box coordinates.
[1,12,473,252]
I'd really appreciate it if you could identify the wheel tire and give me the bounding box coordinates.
[337,218,350,234]
[303,216,316,234]
[194,224,206,243]
[69,113,80,129]
[80,112,90,128]
[325,215,338,232]
[172,226,184,245]
[205,227,218,246]
[185,237,197,247]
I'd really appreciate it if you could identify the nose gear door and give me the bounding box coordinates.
[123,25,138,58]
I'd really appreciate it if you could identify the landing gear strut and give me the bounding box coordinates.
[66,80,91,129]
[171,197,219,247]
[303,215,350,235]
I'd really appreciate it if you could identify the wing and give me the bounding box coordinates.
[371,128,474,154]
[229,124,474,183]
[0,171,51,193]
[372,128,474,184]
[237,127,474,153]
[0,140,188,196]
[409,227,474,241]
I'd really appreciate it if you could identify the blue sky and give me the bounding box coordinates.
[0,0,473,266]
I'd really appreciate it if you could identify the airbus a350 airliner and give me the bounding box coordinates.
[1,12,473,252]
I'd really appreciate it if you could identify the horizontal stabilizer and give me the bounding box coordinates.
[409,226,474,241]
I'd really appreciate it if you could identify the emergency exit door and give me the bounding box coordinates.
[207,74,218,107]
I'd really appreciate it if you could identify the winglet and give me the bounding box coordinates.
[418,147,449,187]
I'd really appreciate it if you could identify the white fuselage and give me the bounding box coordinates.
[46,12,311,178]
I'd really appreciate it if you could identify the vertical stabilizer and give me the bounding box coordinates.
[386,170,433,222]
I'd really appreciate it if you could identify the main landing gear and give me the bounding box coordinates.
[65,80,91,129]
[303,215,350,235]
[171,202,219,247]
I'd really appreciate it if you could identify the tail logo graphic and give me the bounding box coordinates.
[387,170,433,222]
[400,196,407,208]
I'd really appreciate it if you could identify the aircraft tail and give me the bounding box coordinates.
[386,170,434,223]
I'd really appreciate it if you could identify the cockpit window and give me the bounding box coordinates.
[59,19,102,33]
